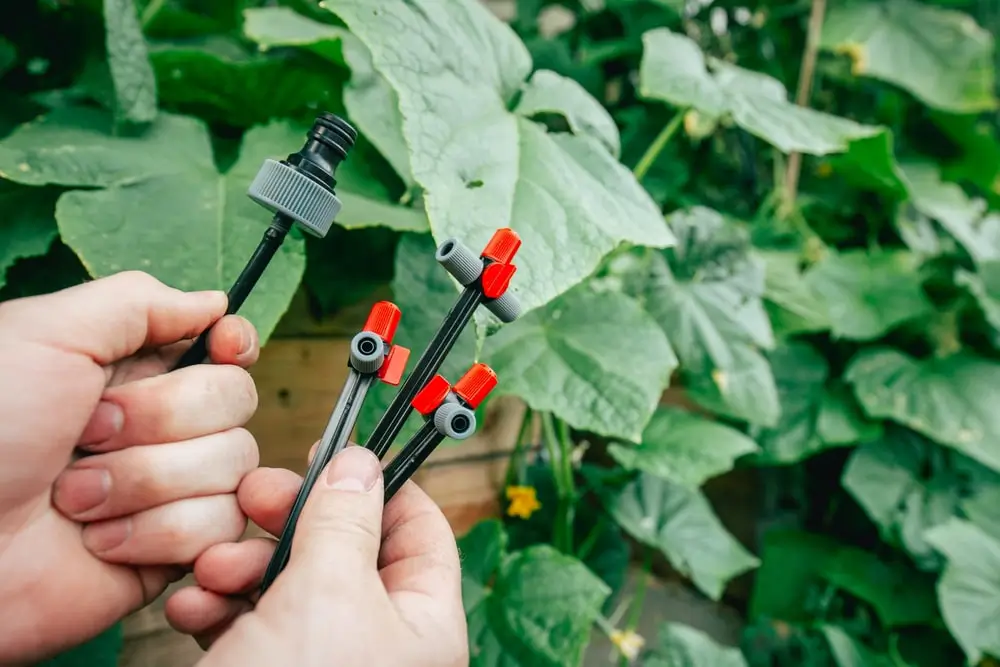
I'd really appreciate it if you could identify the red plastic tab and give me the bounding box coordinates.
[377,345,410,386]
[453,363,498,409]
[412,375,451,416]
[363,301,402,343]
[481,228,521,264]
[480,262,516,300]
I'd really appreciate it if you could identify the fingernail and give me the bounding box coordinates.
[325,446,380,492]
[54,468,110,515]
[236,322,252,355]
[82,518,131,553]
[78,401,124,447]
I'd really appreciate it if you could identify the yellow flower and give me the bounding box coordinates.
[610,629,645,661]
[505,485,541,519]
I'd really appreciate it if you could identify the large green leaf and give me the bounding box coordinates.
[0,185,59,290]
[753,342,831,465]
[103,0,157,125]
[482,282,676,441]
[820,0,997,114]
[632,207,779,426]
[241,7,414,187]
[0,108,308,343]
[761,250,831,337]
[37,622,123,667]
[638,27,886,156]
[644,623,747,667]
[924,518,1000,664]
[802,249,932,340]
[148,35,345,128]
[607,406,759,487]
[466,540,610,667]
[324,0,674,316]
[599,471,759,600]
[356,233,479,444]
[846,348,1000,474]
[816,383,884,446]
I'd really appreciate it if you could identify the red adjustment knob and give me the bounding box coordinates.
[363,301,402,343]
[481,228,521,264]
[377,345,410,386]
[480,262,516,300]
[453,363,498,409]
[412,375,452,416]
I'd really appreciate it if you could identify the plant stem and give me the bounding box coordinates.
[780,0,827,215]
[632,109,686,181]
[140,0,168,30]
[504,408,533,489]
[617,549,654,667]
[542,413,574,553]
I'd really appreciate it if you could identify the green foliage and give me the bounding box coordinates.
[2,0,999,664]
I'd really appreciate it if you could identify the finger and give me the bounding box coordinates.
[194,538,275,595]
[165,585,252,643]
[78,364,257,451]
[380,481,463,605]
[81,494,246,565]
[205,315,260,367]
[54,428,259,521]
[0,271,227,365]
[237,467,303,536]
[290,446,385,585]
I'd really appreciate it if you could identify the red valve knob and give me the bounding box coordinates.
[412,375,452,416]
[377,345,410,386]
[363,301,402,343]
[453,363,498,409]
[480,262,516,300]
[481,228,521,264]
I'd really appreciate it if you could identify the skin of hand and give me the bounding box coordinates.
[0,271,263,664]
[164,445,469,667]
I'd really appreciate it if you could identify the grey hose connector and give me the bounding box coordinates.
[435,238,483,286]
[485,291,522,323]
[248,159,343,238]
[433,402,477,440]
[349,331,384,374]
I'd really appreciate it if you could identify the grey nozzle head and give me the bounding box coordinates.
[435,238,483,286]
[433,402,477,440]
[349,331,384,374]
[248,159,343,238]
[485,290,522,323]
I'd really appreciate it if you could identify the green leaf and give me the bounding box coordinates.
[802,249,932,340]
[0,185,59,290]
[749,529,937,628]
[607,406,759,487]
[0,108,308,344]
[846,348,1000,474]
[644,623,747,667]
[843,428,1000,569]
[330,140,428,232]
[901,162,1000,264]
[815,384,883,446]
[103,0,158,125]
[148,35,345,128]
[482,283,675,441]
[241,7,414,187]
[356,233,479,444]
[819,626,893,667]
[513,69,621,158]
[0,38,15,79]
[633,207,779,426]
[924,518,1000,664]
[956,261,1000,343]
[820,0,997,114]
[638,27,886,155]
[459,519,508,586]
[324,0,674,317]
[599,471,759,600]
[761,250,831,337]
[755,342,840,465]
[37,622,123,667]
[469,544,610,667]
[931,111,1000,197]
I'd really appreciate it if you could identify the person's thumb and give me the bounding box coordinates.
[290,445,385,581]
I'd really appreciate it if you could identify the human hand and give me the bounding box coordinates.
[0,271,262,664]
[165,446,468,667]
